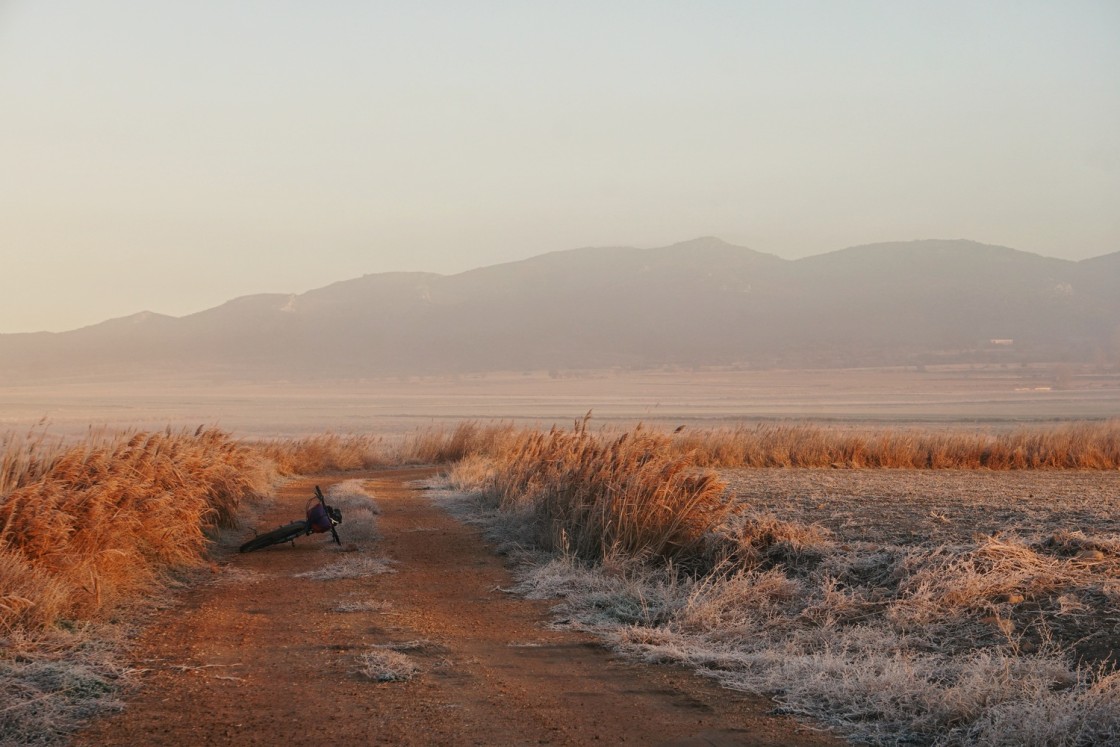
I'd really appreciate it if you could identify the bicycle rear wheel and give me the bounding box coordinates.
[239,521,308,553]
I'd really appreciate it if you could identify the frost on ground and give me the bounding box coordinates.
[0,627,129,747]
[372,639,445,654]
[326,480,381,546]
[437,469,1120,746]
[357,649,419,682]
[211,566,269,585]
[294,556,397,580]
[332,599,394,614]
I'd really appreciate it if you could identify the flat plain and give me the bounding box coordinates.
[2,364,1118,438]
[4,364,1119,745]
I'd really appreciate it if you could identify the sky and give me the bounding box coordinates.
[1,1,1117,334]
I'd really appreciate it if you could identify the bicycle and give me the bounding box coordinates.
[239,485,343,553]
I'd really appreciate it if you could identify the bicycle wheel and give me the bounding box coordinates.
[239,521,308,553]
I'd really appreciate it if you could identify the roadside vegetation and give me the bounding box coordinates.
[0,427,270,743]
[3,417,1117,743]
[445,419,1120,745]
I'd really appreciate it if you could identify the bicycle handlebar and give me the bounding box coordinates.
[315,485,342,546]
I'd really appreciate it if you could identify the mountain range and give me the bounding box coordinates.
[2,238,1117,382]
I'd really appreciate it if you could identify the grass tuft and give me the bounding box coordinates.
[357,650,419,682]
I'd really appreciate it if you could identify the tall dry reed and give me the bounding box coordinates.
[672,420,1120,469]
[253,433,389,475]
[468,419,733,564]
[396,421,518,464]
[0,428,271,631]
[252,421,519,475]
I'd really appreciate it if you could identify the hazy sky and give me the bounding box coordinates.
[1,1,1117,334]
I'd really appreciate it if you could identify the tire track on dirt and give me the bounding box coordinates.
[75,468,841,746]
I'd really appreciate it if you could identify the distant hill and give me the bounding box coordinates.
[1,238,1117,382]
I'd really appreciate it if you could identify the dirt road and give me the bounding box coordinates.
[76,469,840,746]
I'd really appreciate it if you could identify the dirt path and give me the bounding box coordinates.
[75,469,841,746]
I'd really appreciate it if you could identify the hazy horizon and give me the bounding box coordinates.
[2,1,1117,334]
[3,235,1117,335]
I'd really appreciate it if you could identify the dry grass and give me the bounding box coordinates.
[356,649,419,682]
[332,599,393,614]
[0,626,129,746]
[0,427,271,632]
[445,420,1120,745]
[252,433,389,475]
[254,419,1120,479]
[293,556,397,580]
[253,421,519,475]
[395,421,517,464]
[460,419,733,565]
[325,479,381,546]
[0,427,273,744]
[674,420,1120,470]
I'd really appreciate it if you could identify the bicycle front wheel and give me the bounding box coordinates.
[239,521,308,553]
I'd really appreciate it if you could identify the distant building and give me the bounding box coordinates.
[989,339,1014,346]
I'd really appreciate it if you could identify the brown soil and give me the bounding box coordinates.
[74,468,842,746]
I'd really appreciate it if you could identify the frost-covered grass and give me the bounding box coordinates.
[357,650,419,682]
[0,625,131,746]
[326,479,382,546]
[482,535,1120,746]
[332,599,393,614]
[439,422,1120,746]
[294,556,397,580]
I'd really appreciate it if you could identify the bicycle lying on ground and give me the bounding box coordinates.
[239,486,342,553]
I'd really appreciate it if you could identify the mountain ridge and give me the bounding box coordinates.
[1,238,1117,381]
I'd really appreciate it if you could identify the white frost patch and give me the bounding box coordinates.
[326,480,381,545]
[357,650,419,682]
[294,556,397,580]
[433,478,1120,747]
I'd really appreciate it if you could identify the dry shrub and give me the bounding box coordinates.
[256,422,520,473]
[1040,530,1120,558]
[0,428,271,631]
[677,567,805,634]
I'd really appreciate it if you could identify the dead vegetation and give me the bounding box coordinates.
[0,427,273,743]
[0,427,270,633]
[293,556,397,581]
[674,420,1120,470]
[253,421,517,475]
[253,418,1120,478]
[356,649,419,682]
[3,417,1117,743]
[476,419,732,565]
[324,479,382,546]
[253,432,389,474]
[445,420,1120,745]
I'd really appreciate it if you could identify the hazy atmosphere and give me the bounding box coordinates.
[5,5,1120,744]
[1,0,1118,334]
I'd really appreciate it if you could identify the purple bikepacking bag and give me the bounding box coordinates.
[306,500,333,534]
